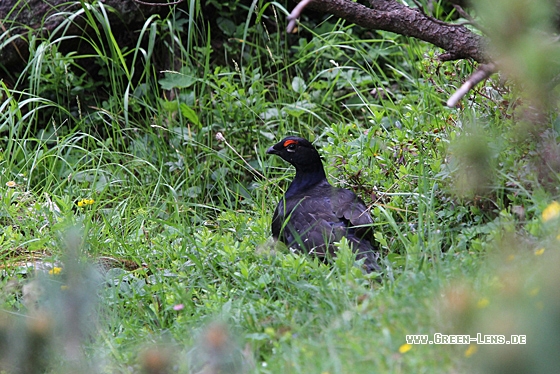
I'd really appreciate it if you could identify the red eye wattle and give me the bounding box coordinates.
[283,139,298,147]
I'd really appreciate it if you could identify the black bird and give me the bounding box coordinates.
[267,136,380,273]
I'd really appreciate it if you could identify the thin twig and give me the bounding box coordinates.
[287,0,313,33]
[412,0,464,27]
[452,4,489,34]
[132,0,185,6]
[447,62,496,107]
[452,4,476,25]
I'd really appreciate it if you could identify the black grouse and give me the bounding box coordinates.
[267,136,380,273]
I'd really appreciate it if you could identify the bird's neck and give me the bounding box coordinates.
[285,166,327,198]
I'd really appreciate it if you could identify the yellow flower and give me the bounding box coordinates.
[398,343,412,354]
[48,267,62,275]
[477,298,490,309]
[77,198,95,207]
[534,248,545,256]
[542,201,560,222]
[5,181,16,188]
[464,344,477,358]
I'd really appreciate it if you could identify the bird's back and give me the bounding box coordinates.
[272,181,379,272]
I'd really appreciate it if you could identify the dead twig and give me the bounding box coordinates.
[287,0,314,33]
[447,62,496,107]
[132,0,185,6]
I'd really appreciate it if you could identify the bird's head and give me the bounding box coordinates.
[267,136,323,172]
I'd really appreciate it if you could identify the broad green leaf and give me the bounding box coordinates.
[179,103,201,126]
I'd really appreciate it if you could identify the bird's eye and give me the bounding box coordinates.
[286,143,297,152]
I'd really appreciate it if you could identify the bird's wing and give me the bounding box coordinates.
[275,194,341,257]
[274,188,380,272]
[331,188,374,234]
[330,187,380,272]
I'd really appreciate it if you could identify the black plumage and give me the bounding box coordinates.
[267,136,380,273]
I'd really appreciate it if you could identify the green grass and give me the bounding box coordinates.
[1,0,560,372]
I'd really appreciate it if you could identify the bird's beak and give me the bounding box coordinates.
[266,146,277,155]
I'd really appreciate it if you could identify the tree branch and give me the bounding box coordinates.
[288,0,488,62]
